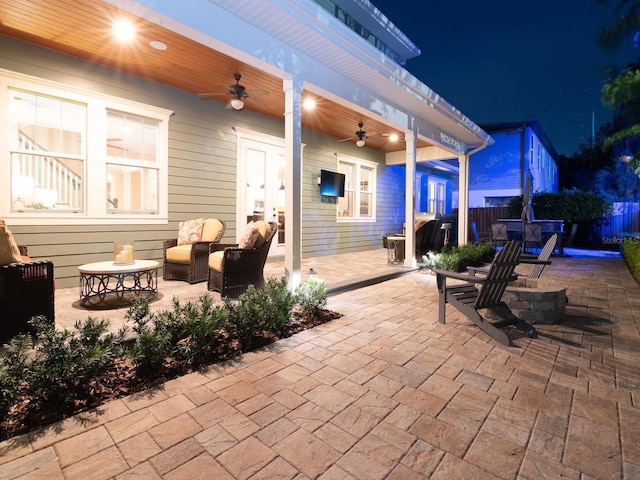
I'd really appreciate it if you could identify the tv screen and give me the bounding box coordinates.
[320,169,345,197]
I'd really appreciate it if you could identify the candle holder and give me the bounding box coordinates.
[114,241,135,265]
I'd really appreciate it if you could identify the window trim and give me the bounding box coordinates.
[0,68,172,225]
[336,155,377,222]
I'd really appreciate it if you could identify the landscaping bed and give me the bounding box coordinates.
[0,277,339,440]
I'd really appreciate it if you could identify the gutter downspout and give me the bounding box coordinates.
[457,137,492,246]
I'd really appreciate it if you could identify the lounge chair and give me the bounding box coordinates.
[435,239,537,346]
[163,218,226,284]
[207,221,278,298]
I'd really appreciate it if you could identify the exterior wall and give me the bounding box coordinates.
[1,37,402,288]
[525,127,559,194]
[467,132,521,207]
[462,127,559,208]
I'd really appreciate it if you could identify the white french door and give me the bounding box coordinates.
[237,135,285,257]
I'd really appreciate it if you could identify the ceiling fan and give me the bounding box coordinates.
[339,122,370,147]
[199,73,268,110]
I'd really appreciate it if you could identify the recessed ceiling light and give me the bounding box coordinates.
[303,98,316,110]
[112,19,136,42]
[388,133,399,142]
[150,40,167,51]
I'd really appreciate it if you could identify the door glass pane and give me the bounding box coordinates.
[246,148,266,223]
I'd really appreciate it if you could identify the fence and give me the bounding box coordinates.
[455,203,640,247]
[597,202,640,246]
[452,207,509,242]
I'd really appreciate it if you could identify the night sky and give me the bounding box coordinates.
[371,0,638,157]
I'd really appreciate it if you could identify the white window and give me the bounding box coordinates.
[337,156,376,221]
[1,69,172,224]
[428,179,446,214]
[106,110,160,214]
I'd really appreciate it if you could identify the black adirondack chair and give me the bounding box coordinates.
[435,239,537,346]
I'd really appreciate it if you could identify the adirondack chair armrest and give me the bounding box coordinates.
[518,259,551,265]
[467,266,490,277]
[434,269,488,284]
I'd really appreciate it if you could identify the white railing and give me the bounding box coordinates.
[16,131,82,209]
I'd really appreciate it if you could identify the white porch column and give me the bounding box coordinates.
[283,77,302,289]
[404,130,417,267]
[457,154,469,246]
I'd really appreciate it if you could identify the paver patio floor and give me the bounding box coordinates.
[1,249,639,479]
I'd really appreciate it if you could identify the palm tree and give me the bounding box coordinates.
[598,0,640,52]
[598,1,640,170]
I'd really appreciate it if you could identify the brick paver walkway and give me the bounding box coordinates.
[1,250,639,479]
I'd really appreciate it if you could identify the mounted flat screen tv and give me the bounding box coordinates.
[320,169,346,197]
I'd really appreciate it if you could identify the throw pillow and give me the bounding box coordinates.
[177,218,205,245]
[0,222,23,265]
[238,222,260,249]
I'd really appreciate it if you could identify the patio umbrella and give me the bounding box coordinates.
[522,170,534,223]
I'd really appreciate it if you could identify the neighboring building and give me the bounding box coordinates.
[461,121,559,208]
[0,0,492,288]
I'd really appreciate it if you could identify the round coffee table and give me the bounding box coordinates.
[78,260,159,308]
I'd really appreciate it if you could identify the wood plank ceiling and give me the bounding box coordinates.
[1,0,429,152]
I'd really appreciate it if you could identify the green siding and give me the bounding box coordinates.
[1,36,406,289]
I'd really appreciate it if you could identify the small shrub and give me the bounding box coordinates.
[226,277,295,347]
[127,295,231,372]
[0,316,124,417]
[127,297,173,375]
[423,243,495,272]
[623,238,640,281]
[295,277,327,318]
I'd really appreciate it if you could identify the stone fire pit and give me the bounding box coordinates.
[503,278,566,324]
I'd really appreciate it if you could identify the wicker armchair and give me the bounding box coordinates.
[163,219,226,284]
[415,219,443,260]
[0,246,55,344]
[207,221,278,298]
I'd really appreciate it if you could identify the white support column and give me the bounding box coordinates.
[404,129,417,267]
[457,154,469,246]
[283,77,302,289]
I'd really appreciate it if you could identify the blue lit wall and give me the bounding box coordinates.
[462,124,559,207]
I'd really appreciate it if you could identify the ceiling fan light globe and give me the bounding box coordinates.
[230,98,244,110]
[356,139,365,147]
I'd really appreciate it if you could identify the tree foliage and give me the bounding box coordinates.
[506,191,610,226]
[597,0,640,52]
[597,1,640,179]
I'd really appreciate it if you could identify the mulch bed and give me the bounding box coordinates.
[0,307,342,441]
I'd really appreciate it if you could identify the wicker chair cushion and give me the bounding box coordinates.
[177,218,205,245]
[201,219,224,242]
[0,223,22,265]
[238,222,260,248]
[165,244,193,263]
[253,221,272,248]
[208,250,225,272]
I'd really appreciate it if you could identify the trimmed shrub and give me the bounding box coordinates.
[0,316,124,417]
[423,242,495,272]
[295,277,327,318]
[622,238,640,281]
